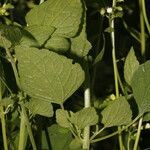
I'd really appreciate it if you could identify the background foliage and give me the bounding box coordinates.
[0,0,150,150]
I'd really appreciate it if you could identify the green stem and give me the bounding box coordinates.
[0,77,12,94]
[141,0,150,34]
[90,127,105,141]
[91,115,141,143]
[139,0,146,60]
[18,111,26,150]
[133,117,143,150]
[111,0,123,149]
[21,105,37,150]
[3,38,37,149]
[2,40,21,90]
[0,107,8,150]
[83,62,91,150]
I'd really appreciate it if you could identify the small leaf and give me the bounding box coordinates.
[124,47,139,85]
[25,97,53,117]
[56,109,70,128]
[70,11,91,57]
[0,34,11,48]
[69,138,82,150]
[26,0,84,37]
[70,107,99,129]
[20,29,39,47]
[15,46,85,104]
[25,25,55,46]
[131,60,150,114]
[101,96,132,127]
[45,36,70,53]
[41,124,73,150]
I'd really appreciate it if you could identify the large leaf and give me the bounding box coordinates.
[41,124,73,150]
[101,96,132,127]
[70,11,91,57]
[124,47,139,85]
[25,25,55,46]
[25,98,53,117]
[70,107,99,129]
[26,0,84,38]
[131,60,150,114]
[15,46,85,104]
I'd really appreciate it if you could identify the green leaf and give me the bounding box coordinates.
[45,36,70,53]
[0,34,11,48]
[15,46,85,104]
[25,97,53,117]
[26,0,84,38]
[143,112,150,122]
[0,25,22,45]
[101,96,132,127]
[25,25,56,46]
[56,109,70,128]
[70,107,98,129]
[131,60,150,114]
[69,138,82,150]
[41,124,73,150]
[124,47,139,85]
[20,29,39,47]
[70,11,91,57]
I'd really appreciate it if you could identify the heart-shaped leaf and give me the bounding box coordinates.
[70,107,99,129]
[26,0,84,38]
[101,96,132,127]
[15,46,85,104]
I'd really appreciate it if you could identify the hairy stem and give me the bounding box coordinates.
[18,111,27,150]
[83,62,91,150]
[133,117,143,150]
